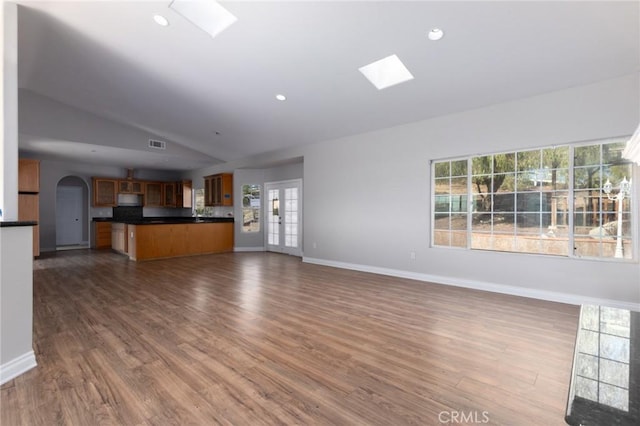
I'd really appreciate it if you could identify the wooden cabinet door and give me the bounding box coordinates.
[145,182,163,207]
[163,183,177,207]
[177,180,192,208]
[204,174,232,206]
[118,180,131,193]
[95,222,112,249]
[204,176,213,206]
[220,174,233,206]
[118,181,144,194]
[93,179,117,207]
[18,194,39,256]
[18,159,40,193]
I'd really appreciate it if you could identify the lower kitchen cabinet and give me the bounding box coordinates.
[111,222,127,254]
[94,222,112,249]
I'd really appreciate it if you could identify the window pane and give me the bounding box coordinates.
[493,153,515,173]
[517,150,541,172]
[493,194,515,212]
[434,178,450,194]
[516,172,540,191]
[602,142,627,164]
[574,167,602,190]
[575,145,601,167]
[517,192,541,212]
[434,161,450,178]
[450,177,467,194]
[451,160,467,177]
[472,156,493,175]
[434,213,450,230]
[543,146,569,168]
[495,173,515,193]
[241,184,261,233]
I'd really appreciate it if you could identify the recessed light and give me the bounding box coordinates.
[428,28,444,41]
[358,54,414,90]
[153,14,169,27]
[275,94,287,101]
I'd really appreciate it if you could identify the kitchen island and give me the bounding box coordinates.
[94,217,234,261]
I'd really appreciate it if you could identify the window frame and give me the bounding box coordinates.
[430,137,637,262]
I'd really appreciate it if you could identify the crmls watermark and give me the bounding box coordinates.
[438,410,490,424]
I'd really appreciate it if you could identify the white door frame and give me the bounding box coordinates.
[264,179,303,256]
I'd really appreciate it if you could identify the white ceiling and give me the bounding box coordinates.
[16,0,640,170]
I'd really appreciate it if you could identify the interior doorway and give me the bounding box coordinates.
[265,179,303,256]
[56,176,89,249]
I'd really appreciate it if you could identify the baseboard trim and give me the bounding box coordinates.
[302,257,639,310]
[0,351,37,385]
[234,246,266,252]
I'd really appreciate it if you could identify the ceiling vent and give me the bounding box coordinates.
[148,139,166,150]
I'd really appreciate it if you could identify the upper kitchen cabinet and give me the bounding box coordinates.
[118,180,144,194]
[18,159,40,193]
[18,159,41,256]
[92,178,118,207]
[163,182,177,207]
[145,182,163,207]
[176,180,192,209]
[204,173,233,206]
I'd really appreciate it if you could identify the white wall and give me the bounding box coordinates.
[0,225,37,384]
[301,74,640,307]
[193,74,639,306]
[1,2,18,221]
[230,163,304,250]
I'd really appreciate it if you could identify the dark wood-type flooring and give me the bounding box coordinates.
[1,250,579,425]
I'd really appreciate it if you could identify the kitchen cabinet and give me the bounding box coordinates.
[94,222,112,249]
[128,222,233,261]
[176,180,192,208]
[204,173,233,206]
[18,158,40,256]
[145,182,163,207]
[111,222,127,254]
[118,180,144,194]
[18,194,39,256]
[18,159,40,193]
[163,182,177,207]
[93,178,118,207]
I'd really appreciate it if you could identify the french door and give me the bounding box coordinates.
[265,179,302,256]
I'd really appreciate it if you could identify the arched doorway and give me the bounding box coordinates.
[56,176,89,250]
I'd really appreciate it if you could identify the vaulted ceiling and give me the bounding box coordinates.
[16,1,640,170]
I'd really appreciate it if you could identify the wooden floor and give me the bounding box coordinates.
[1,250,579,425]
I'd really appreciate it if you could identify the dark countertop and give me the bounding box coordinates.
[93,217,234,225]
[565,305,639,425]
[0,221,37,227]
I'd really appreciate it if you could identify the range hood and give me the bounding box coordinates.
[117,193,142,206]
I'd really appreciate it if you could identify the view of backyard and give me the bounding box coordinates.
[433,140,633,259]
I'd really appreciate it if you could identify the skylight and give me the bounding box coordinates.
[358,54,414,90]
[169,0,237,39]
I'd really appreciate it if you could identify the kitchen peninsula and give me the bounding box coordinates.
[94,217,233,261]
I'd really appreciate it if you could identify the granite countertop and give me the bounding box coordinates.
[565,305,639,425]
[93,217,234,224]
[0,221,37,227]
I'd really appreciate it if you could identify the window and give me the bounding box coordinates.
[241,184,261,233]
[432,139,634,260]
